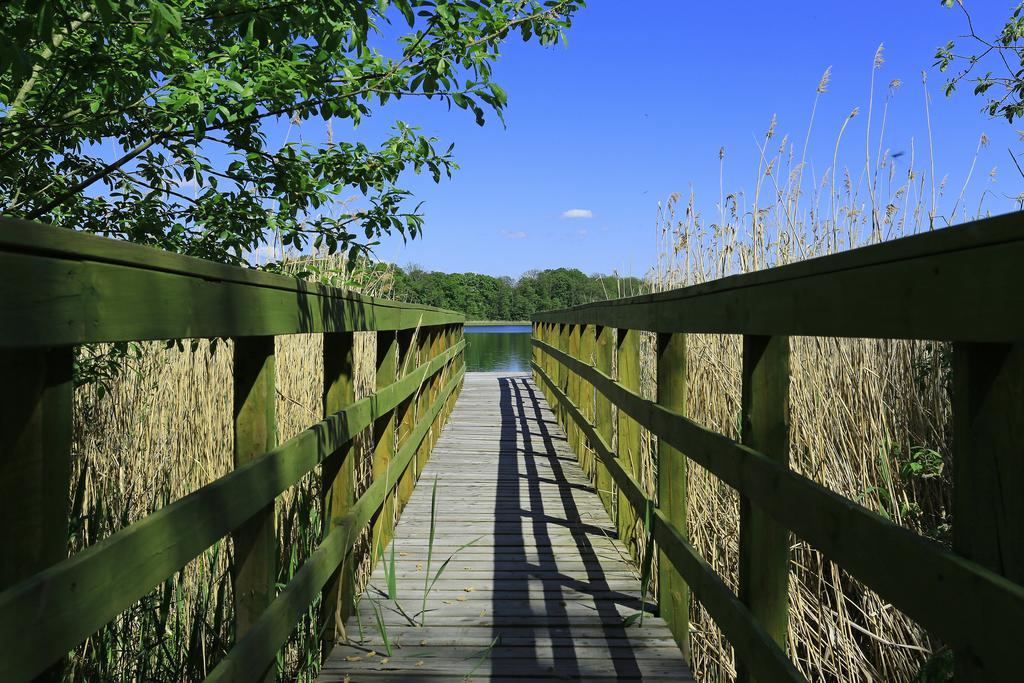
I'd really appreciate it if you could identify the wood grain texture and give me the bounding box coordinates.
[656,332,689,662]
[0,219,462,348]
[951,343,1024,680]
[737,335,790,683]
[321,331,357,654]
[231,335,277,680]
[532,212,1024,342]
[318,373,692,682]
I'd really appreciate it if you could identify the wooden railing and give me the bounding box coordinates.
[531,212,1024,682]
[0,219,465,682]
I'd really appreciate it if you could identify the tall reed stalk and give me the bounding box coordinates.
[627,62,1007,681]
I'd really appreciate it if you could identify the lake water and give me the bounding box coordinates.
[463,325,533,372]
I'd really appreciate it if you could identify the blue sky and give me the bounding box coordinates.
[293,1,1024,278]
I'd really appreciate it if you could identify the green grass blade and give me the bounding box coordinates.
[421,475,439,626]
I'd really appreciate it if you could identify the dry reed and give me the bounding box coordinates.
[622,62,997,681]
[66,253,393,681]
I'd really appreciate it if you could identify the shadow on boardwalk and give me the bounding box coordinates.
[317,372,692,681]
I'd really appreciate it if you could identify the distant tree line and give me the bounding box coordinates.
[391,266,647,320]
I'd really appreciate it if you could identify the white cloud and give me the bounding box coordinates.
[561,208,593,219]
[501,230,528,240]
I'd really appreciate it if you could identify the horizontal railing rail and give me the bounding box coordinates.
[0,219,465,682]
[532,212,1024,342]
[531,212,1024,682]
[0,218,462,348]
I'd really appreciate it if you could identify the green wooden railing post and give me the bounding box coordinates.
[568,324,582,459]
[320,331,356,654]
[547,323,557,406]
[532,322,539,385]
[594,325,615,516]
[0,347,72,678]
[414,328,432,477]
[231,335,277,680]
[951,342,1024,680]
[580,325,597,479]
[396,329,417,513]
[558,324,570,432]
[738,334,791,682]
[446,325,458,420]
[616,327,641,560]
[372,330,399,558]
[656,332,690,662]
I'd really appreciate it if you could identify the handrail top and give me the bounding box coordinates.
[532,211,1023,323]
[0,217,455,317]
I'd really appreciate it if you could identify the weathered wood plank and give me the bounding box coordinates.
[656,332,689,662]
[532,212,1024,342]
[231,336,277,683]
[951,342,1024,680]
[321,331,357,654]
[615,328,641,562]
[0,219,463,347]
[738,334,791,683]
[319,374,691,682]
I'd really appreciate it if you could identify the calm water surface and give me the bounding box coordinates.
[463,325,532,372]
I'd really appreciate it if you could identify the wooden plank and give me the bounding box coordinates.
[320,373,691,683]
[0,341,463,683]
[579,324,596,478]
[594,325,615,515]
[231,335,276,683]
[568,324,582,458]
[396,328,418,513]
[951,343,1024,680]
[0,348,72,591]
[0,347,72,680]
[0,218,463,347]
[656,332,690,662]
[616,328,641,562]
[534,339,1024,680]
[372,331,399,559]
[532,212,1024,342]
[738,335,791,683]
[320,331,356,655]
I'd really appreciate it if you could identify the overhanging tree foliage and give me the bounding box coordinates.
[936,1,1024,123]
[0,0,584,267]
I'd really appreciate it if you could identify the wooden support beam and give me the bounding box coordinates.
[580,325,597,478]
[952,342,1024,680]
[396,329,417,513]
[0,347,72,679]
[320,331,355,654]
[371,330,399,558]
[616,327,642,561]
[657,332,690,662]
[594,325,615,516]
[568,324,582,459]
[738,334,791,682]
[415,328,432,477]
[231,335,277,681]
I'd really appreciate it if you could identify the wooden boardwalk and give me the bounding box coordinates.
[318,372,692,681]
